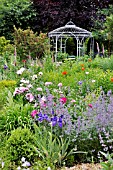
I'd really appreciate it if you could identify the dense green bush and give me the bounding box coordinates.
[0,91,33,136]
[0,0,37,40]
[0,80,16,110]
[13,27,50,60]
[0,36,14,56]
[4,127,37,165]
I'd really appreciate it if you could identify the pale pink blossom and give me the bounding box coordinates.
[40,96,47,107]
[36,87,42,91]
[71,99,76,103]
[20,79,29,84]
[26,93,34,102]
[13,87,29,96]
[17,67,25,75]
[34,103,38,108]
[38,72,43,76]
[32,74,37,80]
[19,87,29,93]
[45,82,52,86]
[41,96,46,101]
[27,84,33,88]
[58,83,62,87]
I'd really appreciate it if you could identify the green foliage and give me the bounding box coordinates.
[0,80,16,110]
[0,91,33,136]
[92,5,113,53]
[0,36,14,55]
[0,80,16,89]
[43,55,54,72]
[13,26,50,60]
[0,0,37,40]
[100,152,113,170]
[34,124,76,166]
[66,38,76,55]
[4,127,37,164]
[57,52,68,62]
[104,14,113,44]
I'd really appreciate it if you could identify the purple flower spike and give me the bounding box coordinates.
[58,118,63,128]
[4,65,8,70]
[51,109,54,115]
[58,121,63,128]
[51,116,57,126]
[43,114,48,120]
[78,81,83,85]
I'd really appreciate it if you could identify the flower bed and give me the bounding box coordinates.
[0,55,113,169]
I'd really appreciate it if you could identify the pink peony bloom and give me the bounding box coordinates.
[31,110,38,118]
[60,97,67,104]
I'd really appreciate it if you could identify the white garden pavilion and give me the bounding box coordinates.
[48,21,94,61]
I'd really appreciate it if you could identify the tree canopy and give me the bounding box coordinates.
[0,0,37,40]
[31,0,112,32]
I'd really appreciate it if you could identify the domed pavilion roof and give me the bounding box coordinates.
[48,21,92,38]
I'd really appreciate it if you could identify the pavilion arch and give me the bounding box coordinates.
[48,21,94,61]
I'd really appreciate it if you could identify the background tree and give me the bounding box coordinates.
[0,0,37,40]
[31,0,112,33]
[92,5,113,55]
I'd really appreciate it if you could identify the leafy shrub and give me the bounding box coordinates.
[0,0,37,40]
[0,91,33,136]
[0,80,16,110]
[0,80,16,89]
[34,124,76,167]
[0,36,14,56]
[4,127,37,164]
[13,26,50,60]
[100,152,113,170]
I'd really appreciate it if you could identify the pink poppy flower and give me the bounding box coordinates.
[88,104,93,108]
[60,97,67,104]
[31,110,38,118]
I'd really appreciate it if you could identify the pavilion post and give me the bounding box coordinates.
[55,36,58,61]
[60,37,62,52]
[77,38,79,57]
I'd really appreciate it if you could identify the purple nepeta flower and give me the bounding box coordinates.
[107,90,112,96]
[22,161,31,167]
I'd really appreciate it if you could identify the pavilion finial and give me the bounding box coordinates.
[65,21,76,27]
